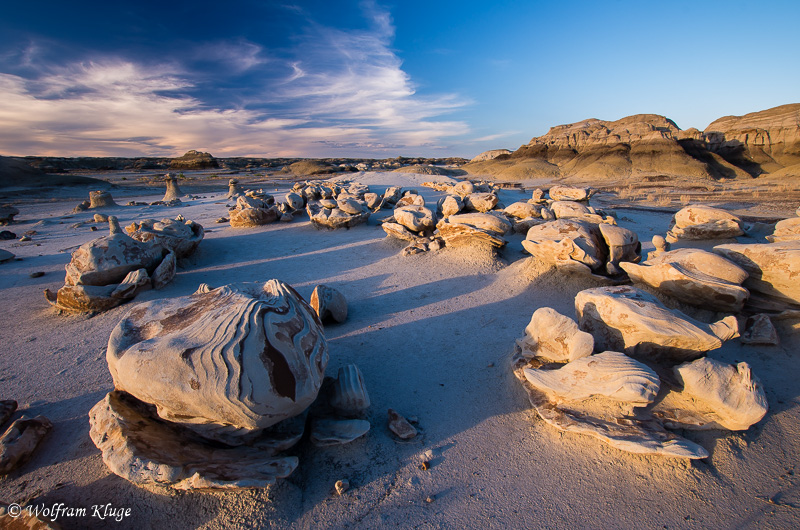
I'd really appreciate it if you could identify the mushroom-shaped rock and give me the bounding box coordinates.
[330,364,370,416]
[394,205,436,233]
[647,234,670,260]
[598,224,640,275]
[549,185,591,202]
[522,220,606,273]
[106,281,328,445]
[664,357,768,431]
[464,192,498,213]
[620,248,749,312]
[307,201,370,229]
[227,178,244,199]
[517,307,593,363]
[440,195,464,218]
[504,202,542,219]
[575,285,738,362]
[713,240,800,311]
[89,190,118,209]
[126,217,204,259]
[767,217,800,243]
[162,174,184,201]
[523,351,660,405]
[666,205,744,242]
[310,284,348,323]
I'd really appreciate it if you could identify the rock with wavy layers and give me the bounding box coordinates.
[575,285,738,362]
[654,357,768,431]
[666,205,743,242]
[517,307,593,363]
[435,214,509,248]
[126,217,204,259]
[523,351,660,405]
[620,248,749,312]
[106,280,328,446]
[441,212,511,235]
[330,364,371,416]
[713,240,800,311]
[522,219,606,272]
[511,347,708,459]
[89,391,300,490]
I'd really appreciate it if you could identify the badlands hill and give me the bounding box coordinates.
[466,103,800,182]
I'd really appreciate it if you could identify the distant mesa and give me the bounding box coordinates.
[168,150,219,170]
[466,103,800,182]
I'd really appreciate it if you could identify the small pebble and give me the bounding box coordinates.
[425,495,435,503]
[19,235,31,242]
[29,272,45,278]
[334,479,349,495]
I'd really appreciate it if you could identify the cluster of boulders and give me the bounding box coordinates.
[513,285,767,458]
[89,280,371,490]
[44,215,203,312]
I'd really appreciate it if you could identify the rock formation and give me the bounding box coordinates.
[161,174,184,201]
[666,205,744,242]
[126,217,204,259]
[470,149,511,162]
[168,150,218,170]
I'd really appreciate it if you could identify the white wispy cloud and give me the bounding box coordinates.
[0,4,471,157]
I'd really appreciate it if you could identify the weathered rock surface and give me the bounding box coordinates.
[621,248,749,312]
[440,195,464,217]
[0,415,53,475]
[741,314,779,345]
[230,194,279,227]
[767,217,800,242]
[464,192,498,212]
[394,205,436,233]
[382,222,417,242]
[162,174,184,201]
[549,185,591,202]
[666,205,744,242]
[89,391,298,490]
[387,409,417,440]
[89,190,117,209]
[522,220,606,272]
[310,284,348,323]
[523,351,660,405]
[575,286,738,362]
[106,280,328,445]
[126,217,204,259]
[503,201,541,219]
[227,178,244,199]
[660,357,768,431]
[713,240,800,311]
[517,307,593,363]
[307,201,369,230]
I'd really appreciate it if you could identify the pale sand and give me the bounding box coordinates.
[0,171,799,529]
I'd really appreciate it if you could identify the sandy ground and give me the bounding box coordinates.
[1,171,799,529]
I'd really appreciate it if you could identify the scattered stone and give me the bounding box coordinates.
[330,365,370,416]
[517,307,594,363]
[0,230,15,240]
[73,200,90,212]
[388,409,417,440]
[216,217,229,223]
[335,479,350,495]
[19,235,31,242]
[280,212,294,223]
[0,415,53,475]
[419,461,430,471]
[575,285,739,362]
[90,226,98,231]
[395,194,425,208]
[29,271,45,278]
[531,188,546,203]
[104,280,327,446]
[383,222,418,242]
[310,419,370,446]
[741,314,779,345]
[93,213,109,223]
[0,249,14,263]
[425,495,435,503]
[383,186,402,205]
[364,193,383,210]
[310,284,348,323]
[666,205,743,242]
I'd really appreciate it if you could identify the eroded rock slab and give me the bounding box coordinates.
[0,415,53,475]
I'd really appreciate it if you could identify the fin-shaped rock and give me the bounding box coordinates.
[330,364,370,416]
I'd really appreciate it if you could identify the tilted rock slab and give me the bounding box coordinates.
[620,248,749,312]
[713,240,800,311]
[89,391,299,490]
[575,285,738,362]
[435,212,511,248]
[106,280,328,446]
[666,205,744,242]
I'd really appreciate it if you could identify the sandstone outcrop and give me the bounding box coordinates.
[126,217,204,259]
[169,150,218,170]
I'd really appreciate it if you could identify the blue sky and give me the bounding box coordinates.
[0,0,798,158]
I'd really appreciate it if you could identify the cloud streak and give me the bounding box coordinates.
[0,4,471,157]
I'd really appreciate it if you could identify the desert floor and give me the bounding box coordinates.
[1,170,799,529]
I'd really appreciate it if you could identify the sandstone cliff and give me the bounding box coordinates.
[466,104,800,182]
